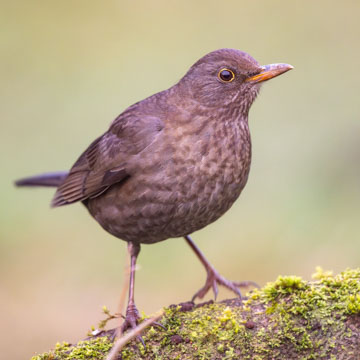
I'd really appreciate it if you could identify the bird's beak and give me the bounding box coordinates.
[245,63,294,84]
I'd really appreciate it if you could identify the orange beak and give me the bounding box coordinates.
[245,63,294,83]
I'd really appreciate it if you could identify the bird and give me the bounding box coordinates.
[15,48,293,335]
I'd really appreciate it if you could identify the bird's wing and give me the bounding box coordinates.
[51,112,165,207]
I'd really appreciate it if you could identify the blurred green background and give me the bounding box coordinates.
[1,0,360,358]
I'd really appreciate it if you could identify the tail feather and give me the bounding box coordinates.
[15,171,68,188]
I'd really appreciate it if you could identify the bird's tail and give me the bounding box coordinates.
[15,171,68,188]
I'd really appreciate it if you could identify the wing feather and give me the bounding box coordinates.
[51,111,164,207]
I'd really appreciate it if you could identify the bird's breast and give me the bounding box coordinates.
[161,116,252,235]
[87,114,252,244]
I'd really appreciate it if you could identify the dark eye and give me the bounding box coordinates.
[218,68,235,82]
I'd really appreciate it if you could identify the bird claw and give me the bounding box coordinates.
[117,304,145,347]
[121,304,140,332]
[152,321,166,330]
[191,266,258,302]
[114,304,165,348]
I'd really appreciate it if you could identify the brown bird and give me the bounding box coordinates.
[16,49,293,335]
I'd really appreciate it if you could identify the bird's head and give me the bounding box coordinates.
[179,48,293,114]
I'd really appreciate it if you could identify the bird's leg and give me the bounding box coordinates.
[115,241,164,346]
[184,235,258,302]
[121,242,142,336]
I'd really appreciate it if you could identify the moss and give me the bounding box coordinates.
[31,268,360,360]
[31,338,113,360]
[247,267,360,358]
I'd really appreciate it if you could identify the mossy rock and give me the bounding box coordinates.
[31,268,360,360]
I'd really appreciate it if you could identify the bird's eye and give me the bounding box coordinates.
[218,68,235,83]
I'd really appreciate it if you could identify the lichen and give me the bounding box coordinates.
[31,268,360,360]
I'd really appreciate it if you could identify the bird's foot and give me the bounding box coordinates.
[116,303,147,347]
[121,303,141,332]
[192,265,258,302]
[113,303,164,347]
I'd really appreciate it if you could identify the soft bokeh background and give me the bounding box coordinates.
[1,0,360,358]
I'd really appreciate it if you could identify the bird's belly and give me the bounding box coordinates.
[86,159,250,244]
[165,163,250,238]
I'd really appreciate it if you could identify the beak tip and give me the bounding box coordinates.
[275,63,294,72]
[247,62,294,83]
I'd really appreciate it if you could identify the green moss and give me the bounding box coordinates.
[247,267,360,358]
[31,338,113,360]
[262,275,306,300]
[31,268,360,360]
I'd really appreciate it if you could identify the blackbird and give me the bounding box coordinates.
[16,48,293,335]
